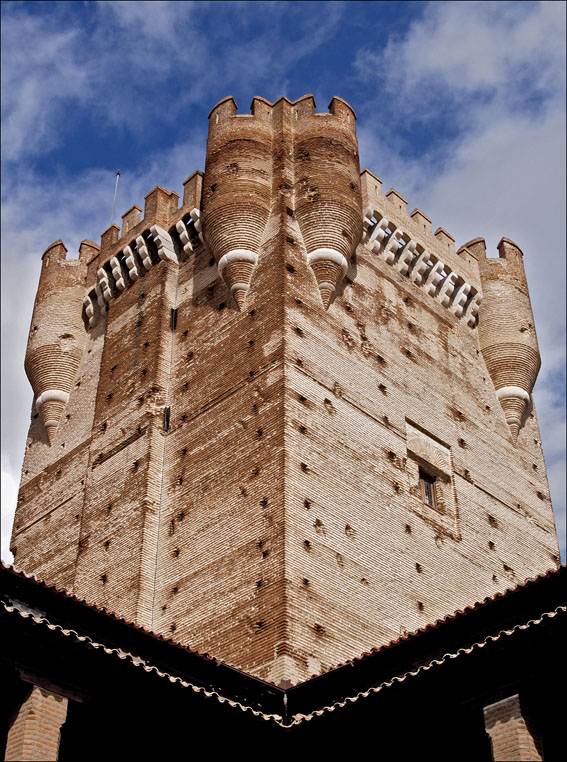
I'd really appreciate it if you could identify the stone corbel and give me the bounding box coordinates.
[423,260,445,296]
[110,257,127,291]
[124,245,140,281]
[83,294,98,328]
[367,217,390,247]
[150,225,178,264]
[97,268,113,303]
[175,220,194,256]
[190,208,205,245]
[451,281,471,317]
[409,250,430,285]
[395,240,418,275]
[464,292,482,327]
[136,236,153,271]
[436,271,458,307]
[380,230,403,265]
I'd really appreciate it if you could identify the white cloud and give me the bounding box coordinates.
[99,0,197,40]
[1,11,89,160]
[356,1,565,113]
[1,1,346,164]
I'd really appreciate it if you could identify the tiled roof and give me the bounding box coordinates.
[0,561,222,663]
[288,605,565,725]
[2,561,564,726]
[1,596,284,724]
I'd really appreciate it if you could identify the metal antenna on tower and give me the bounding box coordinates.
[110,170,121,225]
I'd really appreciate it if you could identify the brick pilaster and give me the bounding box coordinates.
[5,685,68,762]
[483,694,542,761]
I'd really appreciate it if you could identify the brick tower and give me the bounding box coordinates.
[11,95,560,686]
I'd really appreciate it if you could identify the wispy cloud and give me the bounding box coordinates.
[2,0,347,165]
[355,1,565,118]
[1,9,89,160]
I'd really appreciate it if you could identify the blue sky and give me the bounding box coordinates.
[1,0,565,561]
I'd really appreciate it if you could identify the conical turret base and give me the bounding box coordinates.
[318,287,334,309]
[232,288,248,310]
[35,390,70,446]
[39,398,67,445]
[496,387,530,445]
[307,249,349,310]
[217,250,258,312]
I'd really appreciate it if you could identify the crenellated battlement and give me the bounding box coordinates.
[207,93,357,129]
[360,169,479,280]
[81,172,205,291]
[360,174,482,327]
[35,240,91,298]
[31,96,542,453]
[41,239,96,267]
[83,206,203,328]
[42,94,541,347]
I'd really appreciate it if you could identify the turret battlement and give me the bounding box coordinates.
[202,94,362,308]
[208,93,357,129]
[36,239,90,293]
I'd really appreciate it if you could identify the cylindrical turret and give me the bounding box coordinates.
[293,96,362,307]
[24,240,89,444]
[201,96,273,309]
[476,237,541,443]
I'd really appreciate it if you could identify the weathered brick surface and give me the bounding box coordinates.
[5,685,67,762]
[12,95,560,686]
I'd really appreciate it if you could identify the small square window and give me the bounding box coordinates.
[419,468,437,510]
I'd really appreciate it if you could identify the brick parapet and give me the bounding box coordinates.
[362,177,482,295]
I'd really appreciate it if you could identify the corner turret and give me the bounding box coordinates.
[293,96,362,307]
[476,237,541,443]
[24,240,89,444]
[202,96,273,309]
[200,94,362,309]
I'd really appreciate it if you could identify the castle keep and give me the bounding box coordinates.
[11,94,559,688]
